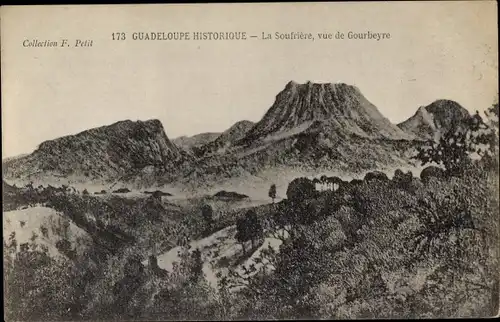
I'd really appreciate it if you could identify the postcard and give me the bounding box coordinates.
[2,2,498,320]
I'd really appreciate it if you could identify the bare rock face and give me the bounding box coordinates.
[3,119,186,181]
[397,99,471,140]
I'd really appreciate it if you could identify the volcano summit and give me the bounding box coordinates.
[241,81,414,144]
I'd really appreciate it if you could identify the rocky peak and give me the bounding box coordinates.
[398,99,471,140]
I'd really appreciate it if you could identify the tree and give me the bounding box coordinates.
[246,210,263,249]
[189,248,204,283]
[286,177,316,204]
[485,101,499,129]
[111,254,146,316]
[268,184,277,203]
[364,171,389,183]
[201,204,214,229]
[236,217,250,254]
[413,113,495,175]
[482,101,499,171]
[236,210,263,253]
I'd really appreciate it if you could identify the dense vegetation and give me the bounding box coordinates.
[3,104,499,319]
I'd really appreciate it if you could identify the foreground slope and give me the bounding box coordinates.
[3,206,93,258]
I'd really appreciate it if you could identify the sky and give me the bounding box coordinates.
[2,2,498,158]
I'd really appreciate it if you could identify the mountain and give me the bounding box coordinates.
[194,120,255,156]
[3,81,432,191]
[173,82,419,190]
[240,81,413,145]
[223,81,417,171]
[397,99,471,140]
[172,132,221,150]
[2,119,186,182]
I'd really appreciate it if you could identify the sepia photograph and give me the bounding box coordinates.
[1,2,499,320]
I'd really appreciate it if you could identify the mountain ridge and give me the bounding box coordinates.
[3,119,187,182]
[3,81,468,189]
[172,132,221,150]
